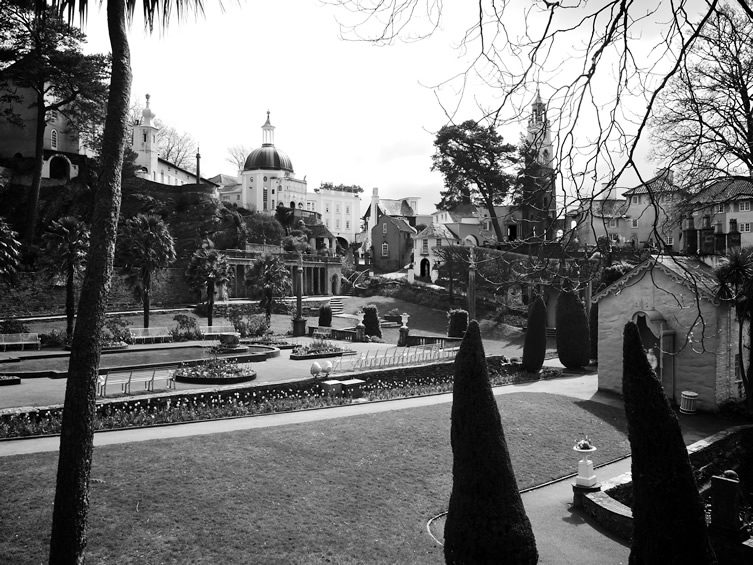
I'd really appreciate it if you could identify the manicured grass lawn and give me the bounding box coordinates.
[1,392,629,564]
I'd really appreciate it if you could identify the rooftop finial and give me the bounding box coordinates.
[145,93,151,107]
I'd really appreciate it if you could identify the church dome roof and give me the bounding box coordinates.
[243,145,294,173]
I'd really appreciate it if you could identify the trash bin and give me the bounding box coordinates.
[680,391,699,414]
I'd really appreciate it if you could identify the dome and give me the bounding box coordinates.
[243,145,294,173]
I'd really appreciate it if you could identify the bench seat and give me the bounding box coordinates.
[129,327,172,344]
[0,333,41,351]
[97,367,176,397]
[199,325,238,340]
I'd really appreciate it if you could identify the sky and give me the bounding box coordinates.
[77,1,709,216]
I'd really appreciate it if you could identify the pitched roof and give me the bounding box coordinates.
[593,254,718,303]
[414,223,459,240]
[389,216,417,233]
[308,223,335,239]
[688,176,753,204]
[622,168,681,197]
[157,157,219,186]
[209,174,241,187]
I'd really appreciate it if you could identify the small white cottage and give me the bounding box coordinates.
[594,255,740,412]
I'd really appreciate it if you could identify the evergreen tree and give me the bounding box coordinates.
[318,304,332,327]
[245,253,292,326]
[555,291,590,369]
[589,302,598,362]
[185,240,233,327]
[362,305,382,338]
[522,296,546,373]
[622,322,717,565]
[447,309,469,337]
[444,321,538,564]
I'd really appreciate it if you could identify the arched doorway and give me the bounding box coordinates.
[49,155,70,180]
[290,201,295,208]
[420,258,431,278]
[331,274,339,295]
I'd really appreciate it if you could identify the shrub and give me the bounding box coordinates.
[444,321,538,564]
[102,316,132,346]
[555,291,590,369]
[170,314,202,341]
[447,309,469,338]
[522,297,546,373]
[589,303,598,362]
[227,307,268,338]
[318,305,332,327]
[622,322,716,564]
[40,329,69,347]
[362,305,382,338]
[0,319,30,334]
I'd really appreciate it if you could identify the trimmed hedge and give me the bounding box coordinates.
[447,309,469,338]
[522,297,546,373]
[555,291,590,369]
[318,305,332,327]
[362,305,382,338]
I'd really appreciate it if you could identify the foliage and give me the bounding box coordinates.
[522,296,547,373]
[185,240,233,327]
[622,322,716,564]
[555,291,590,369]
[444,321,538,564]
[117,214,176,328]
[245,253,293,325]
[292,338,347,356]
[156,123,198,172]
[41,216,89,339]
[40,329,69,347]
[225,144,250,171]
[318,304,333,327]
[169,314,202,341]
[101,316,131,347]
[446,309,468,337]
[362,304,382,338]
[0,216,21,283]
[0,319,29,334]
[227,308,268,338]
[589,302,598,362]
[432,120,518,241]
[245,211,284,245]
[175,357,251,380]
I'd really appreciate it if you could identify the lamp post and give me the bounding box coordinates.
[292,253,306,336]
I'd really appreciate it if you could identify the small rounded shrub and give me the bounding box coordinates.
[522,297,546,373]
[447,309,469,337]
[555,291,590,369]
[318,305,333,327]
[0,320,30,334]
[362,305,382,338]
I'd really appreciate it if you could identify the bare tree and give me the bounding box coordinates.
[226,144,250,172]
[157,124,198,171]
[651,4,753,189]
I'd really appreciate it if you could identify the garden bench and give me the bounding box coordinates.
[129,327,172,344]
[97,367,176,397]
[0,333,41,351]
[199,325,238,340]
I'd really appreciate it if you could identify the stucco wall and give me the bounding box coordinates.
[597,268,735,411]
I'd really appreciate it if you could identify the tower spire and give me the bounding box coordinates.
[262,111,275,146]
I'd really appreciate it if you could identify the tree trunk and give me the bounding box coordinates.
[484,201,505,242]
[25,87,46,246]
[207,281,215,327]
[48,1,131,563]
[746,312,753,413]
[448,259,454,301]
[65,262,75,341]
[143,271,151,329]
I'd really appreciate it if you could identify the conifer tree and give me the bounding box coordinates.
[622,322,717,565]
[555,291,590,369]
[447,308,469,337]
[522,296,546,373]
[444,321,538,564]
[318,304,332,327]
[362,304,382,338]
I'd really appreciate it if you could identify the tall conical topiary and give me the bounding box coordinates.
[622,322,717,565]
[444,321,538,564]
[318,304,332,327]
[522,296,547,373]
[555,291,590,369]
[447,309,469,337]
[362,304,382,338]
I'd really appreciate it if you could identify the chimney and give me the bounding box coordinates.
[195,148,201,184]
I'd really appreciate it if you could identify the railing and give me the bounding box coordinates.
[223,249,342,264]
[404,335,463,349]
[331,343,458,373]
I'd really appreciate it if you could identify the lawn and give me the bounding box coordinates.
[0,392,629,564]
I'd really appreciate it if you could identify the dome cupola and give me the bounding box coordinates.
[244,111,294,173]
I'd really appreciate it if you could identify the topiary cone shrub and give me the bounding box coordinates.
[444,321,538,565]
[589,302,598,363]
[622,322,717,565]
[362,305,382,338]
[447,309,469,338]
[522,296,546,373]
[555,291,590,369]
[318,304,332,327]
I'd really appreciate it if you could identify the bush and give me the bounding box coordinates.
[447,309,469,338]
[102,316,132,346]
[40,329,69,347]
[0,319,30,334]
[522,297,546,373]
[318,305,332,327]
[555,291,590,369]
[362,305,382,338]
[170,314,202,341]
[227,307,268,338]
[589,302,598,362]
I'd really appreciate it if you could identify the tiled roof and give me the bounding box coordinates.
[390,217,417,234]
[622,169,681,196]
[688,176,753,204]
[593,254,718,303]
[209,174,240,187]
[414,223,459,240]
[308,223,335,239]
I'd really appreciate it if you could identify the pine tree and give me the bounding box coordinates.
[447,309,469,337]
[622,322,717,565]
[444,321,538,564]
[522,296,546,373]
[555,291,590,369]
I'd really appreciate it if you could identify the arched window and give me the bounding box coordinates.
[381,242,389,257]
[290,201,295,208]
[50,129,58,149]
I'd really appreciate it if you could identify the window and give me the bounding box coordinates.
[336,219,341,229]
[608,218,617,228]
[422,239,429,254]
[143,132,147,143]
[381,242,389,256]
[49,110,58,121]
[632,196,641,205]
[717,203,725,213]
[345,206,350,215]
[436,239,442,247]
[667,236,674,245]
[741,223,751,232]
[345,221,350,230]
[741,201,751,212]
[335,204,341,214]
[631,219,639,228]
[382,223,387,234]
[50,129,58,149]
[483,219,491,231]
[271,200,275,208]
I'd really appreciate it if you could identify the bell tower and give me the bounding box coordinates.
[133,94,159,179]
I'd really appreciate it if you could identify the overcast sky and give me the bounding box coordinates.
[78,1,703,215]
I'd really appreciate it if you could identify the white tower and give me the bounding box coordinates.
[526,89,554,167]
[133,94,159,179]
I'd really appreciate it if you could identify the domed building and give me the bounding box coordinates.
[235,112,308,212]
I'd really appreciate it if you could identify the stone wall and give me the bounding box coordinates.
[1,268,194,318]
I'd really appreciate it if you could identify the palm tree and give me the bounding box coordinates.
[41,216,90,340]
[715,246,753,413]
[185,240,233,327]
[48,2,205,563]
[118,214,176,328]
[245,253,293,326]
[0,216,21,284]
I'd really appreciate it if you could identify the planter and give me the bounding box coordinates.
[174,371,256,385]
[290,350,353,360]
[383,315,402,323]
[0,375,21,386]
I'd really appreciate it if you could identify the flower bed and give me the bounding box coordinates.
[0,375,21,386]
[289,339,354,360]
[0,356,563,439]
[174,357,256,385]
